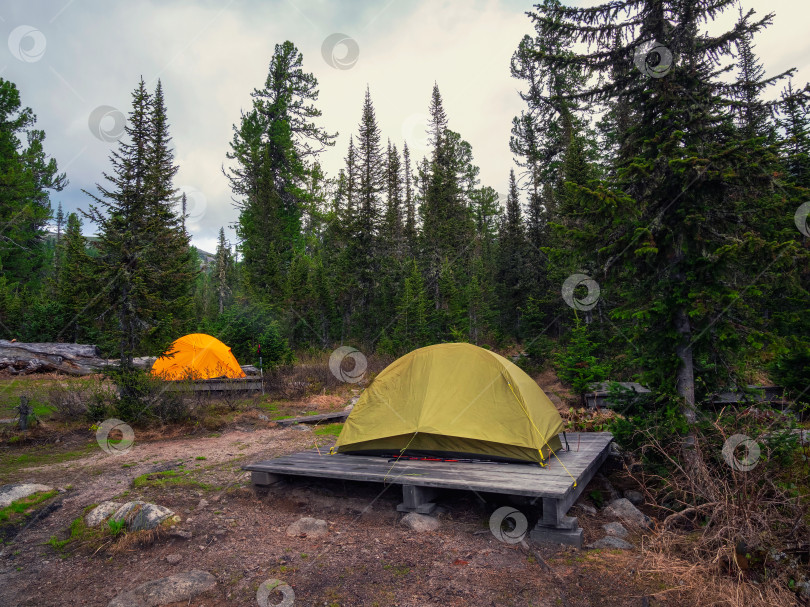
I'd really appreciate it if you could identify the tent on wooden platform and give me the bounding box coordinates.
[334,343,564,464]
[150,333,246,380]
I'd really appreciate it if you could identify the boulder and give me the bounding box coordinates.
[110,501,174,531]
[400,512,441,533]
[85,501,121,527]
[107,570,216,607]
[0,483,53,508]
[587,536,634,550]
[605,498,652,529]
[602,522,628,538]
[285,517,328,538]
[624,490,644,505]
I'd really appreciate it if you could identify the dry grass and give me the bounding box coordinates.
[620,411,810,606]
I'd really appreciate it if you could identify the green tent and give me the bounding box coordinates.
[335,343,564,463]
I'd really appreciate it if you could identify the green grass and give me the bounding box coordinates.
[314,423,344,437]
[132,469,212,490]
[0,489,58,523]
[195,456,206,460]
[0,442,97,477]
[107,518,126,536]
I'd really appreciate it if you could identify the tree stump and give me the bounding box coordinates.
[18,396,31,431]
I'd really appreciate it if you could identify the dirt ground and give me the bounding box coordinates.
[0,363,712,607]
[0,406,701,607]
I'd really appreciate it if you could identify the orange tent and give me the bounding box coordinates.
[151,333,246,380]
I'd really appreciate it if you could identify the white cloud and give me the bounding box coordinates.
[2,0,809,252]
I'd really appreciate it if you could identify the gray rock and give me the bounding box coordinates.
[196,498,209,510]
[587,536,634,550]
[165,554,182,565]
[0,483,53,508]
[111,501,174,532]
[257,413,269,421]
[798,580,810,599]
[292,425,311,432]
[170,529,192,540]
[602,522,628,538]
[107,570,216,607]
[624,490,644,505]
[573,502,597,515]
[605,498,652,529]
[285,517,328,538]
[85,501,121,527]
[400,512,440,533]
[129,503,174,531]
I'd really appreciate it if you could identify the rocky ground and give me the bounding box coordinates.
[0,409,699,607]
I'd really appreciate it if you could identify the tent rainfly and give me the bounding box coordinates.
[150,333,246,380]
[334,343,564,463]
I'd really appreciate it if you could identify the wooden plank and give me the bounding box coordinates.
[276,411,349,426]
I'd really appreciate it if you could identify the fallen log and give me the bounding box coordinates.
[0,340,107,376]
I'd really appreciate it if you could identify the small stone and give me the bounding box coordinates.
[573,502,597,515]
[85,501,121,528]
[293,425,311,432]
[587,536,634,550]
[257,414,269,421]
[286,517,328,538]
[605,498,652,529]
[165,554,182,565]
[400,512,441,533]
[196,499,209,510]
[624,490,644,505]
[170,529,192,540]
[106,569,216,607]
[602,522,628,538]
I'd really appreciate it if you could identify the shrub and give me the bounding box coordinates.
[554,316,610,402]
[203,302,293,369]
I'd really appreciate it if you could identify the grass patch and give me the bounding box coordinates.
[0,490,58,523]
[0,442,97,477]
[132,469,212,490]
[195,456,206,460]
[314,423,343,437]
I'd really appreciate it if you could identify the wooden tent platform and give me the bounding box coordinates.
[161,377,263,392]
[245,431,614,547]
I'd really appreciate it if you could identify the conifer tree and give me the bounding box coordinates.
[226,41,335,304]
[214,227,234,314]
[524,0,804,422]
[496,170,526,336]
[0,78,66,289]
[56,213,90,342]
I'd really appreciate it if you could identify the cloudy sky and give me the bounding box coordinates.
[3,0,809,254]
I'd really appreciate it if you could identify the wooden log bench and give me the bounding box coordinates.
[245,431,614,548]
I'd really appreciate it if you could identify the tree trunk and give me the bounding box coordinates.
[674,306,697,424]
[0,340,154,375]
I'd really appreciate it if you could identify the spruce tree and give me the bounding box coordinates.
[496,170,526,336]
[226,41,335,304]
[214,227,234,314]
[0,78,66,289]
[524,0,804,423]
[55,213,91,342]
